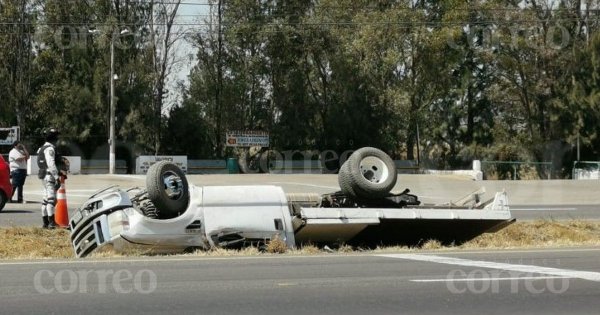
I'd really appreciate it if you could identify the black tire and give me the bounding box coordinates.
[258,150,278,173]
[338,147,397,199]
[238,150,261,174]
[338,160,357,198]
[146,161,189,216]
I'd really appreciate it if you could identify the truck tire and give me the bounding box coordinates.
[338,147,397,199]
[338,160,357,198]
[146,161,189,216]
[258,150,276,173]
[238,150,261,174]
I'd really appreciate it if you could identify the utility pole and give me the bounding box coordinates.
[577,133,580,162]
[109,34,116,174]
[107,28,129,174]
[89,24,128,175]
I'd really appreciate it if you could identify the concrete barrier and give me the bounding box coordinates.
[573,169,600,180]
[188,160,228,174]
[395,160,419,174]
[136,156,188,174]
[80,159,128,174]
[423,161,483,181]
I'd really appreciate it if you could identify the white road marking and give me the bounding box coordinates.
[411,276,571,283]
[428,247,600,255]
[379,254,600,282]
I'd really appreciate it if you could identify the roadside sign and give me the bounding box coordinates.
[225,131,270,148]
[0,126,19,145]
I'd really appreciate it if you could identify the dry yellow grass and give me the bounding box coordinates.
[461,219,600,249]
[337,244,355,253]
[421,239,444,250]
[191,246,262,257]
[0,227,73,259]
[2,220,600,260]
[292,244,322,255]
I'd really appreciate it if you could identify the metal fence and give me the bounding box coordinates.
[481,161,553,180]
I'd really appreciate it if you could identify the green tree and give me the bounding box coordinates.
[0,0,36,132]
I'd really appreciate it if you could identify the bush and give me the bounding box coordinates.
[266,235,288,254]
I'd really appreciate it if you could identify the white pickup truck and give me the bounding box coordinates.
[70,148,513,258]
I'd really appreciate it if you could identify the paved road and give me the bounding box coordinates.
[1,174,599,226]
[0,248,599,314]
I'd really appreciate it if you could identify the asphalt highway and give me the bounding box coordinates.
[0,248,599,315]
[1,174,599,227]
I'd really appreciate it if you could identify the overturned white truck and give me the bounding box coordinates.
[70,147,514,258]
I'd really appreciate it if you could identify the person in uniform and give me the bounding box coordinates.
[36,128,64,229]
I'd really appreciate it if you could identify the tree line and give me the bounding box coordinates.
[2,0,600,177]
[1,0,181,162]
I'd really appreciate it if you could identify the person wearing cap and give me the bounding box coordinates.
[36,128,65,229]
[8,140,29,203]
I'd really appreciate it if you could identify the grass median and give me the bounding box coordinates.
[1,220,600,260]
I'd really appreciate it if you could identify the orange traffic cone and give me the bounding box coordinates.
[55,176,69,228]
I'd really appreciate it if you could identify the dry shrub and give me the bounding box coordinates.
[421,239,443,250]
[519,164,540,180]
[337,244,354,253]
[266,235,288,254]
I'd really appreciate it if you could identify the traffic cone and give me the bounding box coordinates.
[55,176,69,228]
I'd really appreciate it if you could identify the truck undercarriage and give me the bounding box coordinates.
[70,148,513,258]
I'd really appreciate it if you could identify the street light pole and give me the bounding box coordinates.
[109,35,116,175]
[89,28,128,174]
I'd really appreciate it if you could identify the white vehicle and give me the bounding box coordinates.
[70,147,514,258]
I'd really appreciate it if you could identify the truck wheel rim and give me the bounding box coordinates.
[359,156,389,184]
[162,171,184,199]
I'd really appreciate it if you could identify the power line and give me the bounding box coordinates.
[124,1,600,12]
[2,16,600,27]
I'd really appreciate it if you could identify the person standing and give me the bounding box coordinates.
[36,128,64,229]
[8,140,29,203]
